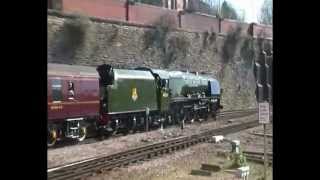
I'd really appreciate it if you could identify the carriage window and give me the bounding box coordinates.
[51,79,62,101]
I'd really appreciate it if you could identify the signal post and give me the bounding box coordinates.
[255,50,272,180]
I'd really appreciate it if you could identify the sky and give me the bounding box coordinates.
[225,0,265,23]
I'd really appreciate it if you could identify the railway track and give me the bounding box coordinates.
[243,151,273,164]
[48,119,260,180]
[217,108,257,120]
[49,109,258,149]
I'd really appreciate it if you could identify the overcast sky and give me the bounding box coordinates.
[225,0,265,23]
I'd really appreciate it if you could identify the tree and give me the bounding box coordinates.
[259,0,272,25]
[220,1,240,21]
[237,10,246,22]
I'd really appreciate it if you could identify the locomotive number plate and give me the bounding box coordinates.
[50,105,63,110]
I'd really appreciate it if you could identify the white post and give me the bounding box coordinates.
[160,118,164,132]
[259,102,270,180]
[145,107,150,132]
[264,123,267,180]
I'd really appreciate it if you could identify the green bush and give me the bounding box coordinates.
[208,31,216,44]
[163,35,190,67]
[227,149,247,169]
[142,15,189,67]
[222,26,242,63]
[200,31,216,54]
[61,15,90,51]
[240,37,255,68]
[202,31,209,49]
[143,14,176,51]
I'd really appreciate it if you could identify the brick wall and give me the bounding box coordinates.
[180,13,219,32]
[49,0,272,37]
[62,0,126,21]
[220,19,250,36]
[252,23,272,39]
[129,3,179,27]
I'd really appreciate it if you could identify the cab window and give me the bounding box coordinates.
[161,79,169,89]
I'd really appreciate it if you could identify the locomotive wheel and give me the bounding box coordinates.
[131,127,137,134]
[203,110,209,121]
[212,113,217,120]
[77,126,87,142]
[98,128,105,140]
[167,115,172,126]
[47,129,57,147]
[130,117,137,134]
[112,128,118,136]
[122,127,130,136]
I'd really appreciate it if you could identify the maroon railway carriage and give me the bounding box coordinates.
[47,63,101,147]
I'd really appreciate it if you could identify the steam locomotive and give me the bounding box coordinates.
[48,63,222,147]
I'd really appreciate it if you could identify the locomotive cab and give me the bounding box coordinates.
[208,78,223,111]
[153,70,170,113]
[96,64,114,130]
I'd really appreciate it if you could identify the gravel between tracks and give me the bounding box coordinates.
[48,113,258,169]
[86,123,273,180]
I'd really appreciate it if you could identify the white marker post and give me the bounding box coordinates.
[145,107,150,132]
[259,102,270,180]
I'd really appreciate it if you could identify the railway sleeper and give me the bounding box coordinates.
[128,159,139,165]
[182,144,186,149]
[159,149,165,154]
[65,156,138,176]
[150,152,158,158]
[245,157,272,165]
[182,144,187,149]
